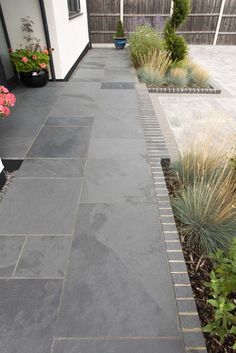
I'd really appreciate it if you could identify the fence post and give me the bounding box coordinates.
[170,0,174,16]
[120,0,124,22]
[213,0,226,45]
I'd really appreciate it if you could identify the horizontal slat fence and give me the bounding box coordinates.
[87,0,236,45]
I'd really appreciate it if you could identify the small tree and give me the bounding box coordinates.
[114,20,125,38]
[164,0,190,62]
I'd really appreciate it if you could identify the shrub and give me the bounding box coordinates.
[164,0,190,62]
[129,25,162,68]
[203,240,236,348]
[138,67,166,86]
[114,19,125,38]
[10,49,50,72]
[169,67,188,86]
[170,149,236,254]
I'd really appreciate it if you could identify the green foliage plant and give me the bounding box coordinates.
[114,19,125,38]
[164,0,190,62]
[170,148,236,254]
[129,25,162,68]
[203,240,236,348]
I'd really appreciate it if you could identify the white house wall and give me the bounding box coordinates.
[1,0,47,50]
[44,0,90,79]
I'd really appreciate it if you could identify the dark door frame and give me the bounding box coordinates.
[0,2,19,89]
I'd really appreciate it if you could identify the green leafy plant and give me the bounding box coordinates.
[10,49,50,73]
[164,0,190,62]
[129,25,163,68]
[114,19,125,38]
[170,149,236,254]
[203,240,236,348]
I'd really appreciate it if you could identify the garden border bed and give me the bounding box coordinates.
[148,86,221,94]
[136,84,208,353]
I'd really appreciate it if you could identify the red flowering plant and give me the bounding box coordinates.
[0,86,16,118]
[9,17,50,73]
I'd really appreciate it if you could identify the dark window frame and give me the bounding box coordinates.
[67,0,82,19]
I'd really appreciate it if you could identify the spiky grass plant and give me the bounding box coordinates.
[138,67,166,86]
[169,67,188,87]
[170,148,236,254]
[187,63,210,88]
[140,50,172,77]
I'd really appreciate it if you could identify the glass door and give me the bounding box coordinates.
[0,5,18,88]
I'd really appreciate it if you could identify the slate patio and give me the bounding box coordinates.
[0,49,185,353]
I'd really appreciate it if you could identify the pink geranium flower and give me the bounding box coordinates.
[39,63,47,69]
[0,105,10,118]
[32,55,37,60]
[21,57,28,63]
[4,93,16,107]
[0,86,9,94]
[43,49,49,55]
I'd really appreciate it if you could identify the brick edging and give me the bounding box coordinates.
[148,86,221,95]
[136,85,207,353]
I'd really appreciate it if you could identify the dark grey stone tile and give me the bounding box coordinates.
[56,203,180,337]
[15,236,71,277]
[52,339,185,353]
[0,237,25,277]
[27,126,91,158]
[18,84,65,108]
[51,95,97,116]
[73,69,105,82]
[88,138,146,160]
[79,61,106,69]
[0,179,82,235]
[0,279,62,353]
[103,68,135,82]
[45,116,94,127]
[101,82,135,89]
[81,159,155,203]
[17,159,86,178]
[0,136,35,159]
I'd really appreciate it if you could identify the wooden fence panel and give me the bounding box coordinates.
[87,0,236,45]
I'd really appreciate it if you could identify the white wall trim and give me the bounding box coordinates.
[120,0,124,22]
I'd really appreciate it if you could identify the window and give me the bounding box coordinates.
[67,0,81,18]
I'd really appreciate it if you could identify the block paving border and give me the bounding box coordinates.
[136,85,207,353]
[148,86,221,95]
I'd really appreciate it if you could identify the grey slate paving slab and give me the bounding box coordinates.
[56,203,180,337]
[52,339,185,353]
[103,68,135,82]
[88,138,146,160]
[73,68,105,81]
[0,179,82,235]
[51,94,97,116]
[27,126,91,158]
[101,82,135,89]
[81,159,155,203]
[15,236,71,277]
[45,116,94,126]
[17,158,86,178]
[0,279,62,353]
[0,237,25,277]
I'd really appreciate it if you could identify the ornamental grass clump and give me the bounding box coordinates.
[189,64,210,88]
[129,25,162,68]
[169,147,236,254]
[169,67,188,87]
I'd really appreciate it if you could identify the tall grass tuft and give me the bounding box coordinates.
[170,148,236,254]
[138,67,165,86]
[169,67,188,87]
[187,63,210,88]
[140,50,172,77]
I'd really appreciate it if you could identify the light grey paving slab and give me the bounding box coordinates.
[0,279,62,353]
[88,138,146,160]
[81,159,155,203]
[51,94,97,116]
[73,68,105,81]
[0,179,82,235]
[27,126,91,158]
[0,237,25,277]
[103,68,135,82]
[0,136,35,159]
[17,159,86,178]
[18,84,65,108]
[52,339,185,353]
[15,236,71,277]
[56,204,181,338]
[45,116,94,126]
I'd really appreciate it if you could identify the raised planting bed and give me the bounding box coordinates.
[162,161,236,353]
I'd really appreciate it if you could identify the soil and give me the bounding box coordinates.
[162,164,236,353]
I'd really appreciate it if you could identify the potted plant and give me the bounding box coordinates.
[114,20,127,49]
[9,17,50,87]
[0,85,16,118]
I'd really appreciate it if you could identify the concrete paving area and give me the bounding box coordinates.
[0,49,185,353]
[151,45,236,154]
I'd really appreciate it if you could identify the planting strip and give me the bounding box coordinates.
[136,84,207,353]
